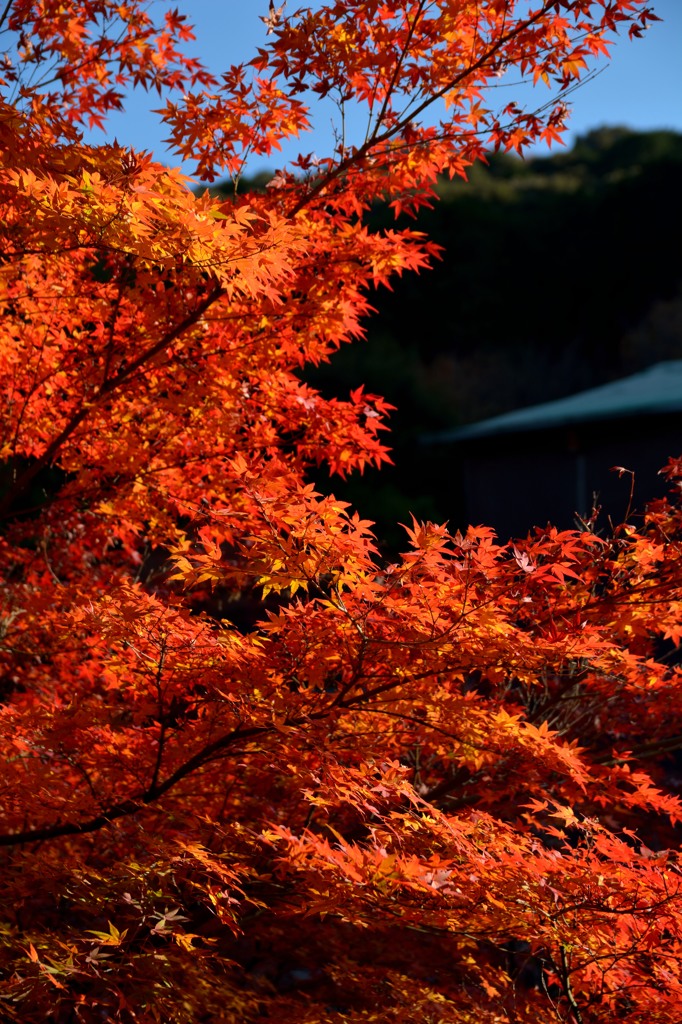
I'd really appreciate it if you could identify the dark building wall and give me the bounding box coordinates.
[451,414,682,539]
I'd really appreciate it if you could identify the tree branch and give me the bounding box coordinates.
[0,0,13,33]
[0,699,340,847]
[287,0,558,218]
[0,719,261,847]
[559,944,584,1024]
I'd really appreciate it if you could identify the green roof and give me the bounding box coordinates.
[428,361,682,442]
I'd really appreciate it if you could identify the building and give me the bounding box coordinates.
[423,361,682,539]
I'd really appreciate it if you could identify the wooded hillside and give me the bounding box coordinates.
[297,128,682,540]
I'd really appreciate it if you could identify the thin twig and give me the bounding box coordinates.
[559,945,584,1024]
[0,0,13,33]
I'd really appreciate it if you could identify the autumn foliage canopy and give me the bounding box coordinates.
[1,2,681,1022]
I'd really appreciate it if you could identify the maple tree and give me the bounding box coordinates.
[1,1,680,1022]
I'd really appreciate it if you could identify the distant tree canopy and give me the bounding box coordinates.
[360,126,682,418]
[224,127,682,427]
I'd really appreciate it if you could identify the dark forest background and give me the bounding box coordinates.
[221,128,682,548]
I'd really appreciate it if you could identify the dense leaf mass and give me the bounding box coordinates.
[1,3,680,1023]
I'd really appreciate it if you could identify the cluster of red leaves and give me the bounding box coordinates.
[0,2,676,1023]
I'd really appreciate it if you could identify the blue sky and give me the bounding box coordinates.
[96,0,682,175]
